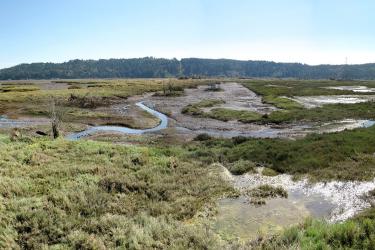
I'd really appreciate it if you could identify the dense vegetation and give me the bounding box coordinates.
[0,135,233,249]
[188,125,375,181]
[2,57,375,80]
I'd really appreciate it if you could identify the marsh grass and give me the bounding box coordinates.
[246,185,288,199]
[252,211,375,249]
[226,160,256,175]
[0,86,39,93]
[262,167,279,176]
[262,95,303,110]
[182,100,262,123]
[206,108,262,123]
[182,99,225,116]
[0,135,233,248]
[241,79,375,97]
[243,184,288,206]
[265,101,375,124]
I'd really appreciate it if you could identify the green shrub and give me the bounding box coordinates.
[194,133,212,141]
[246,185,288,199]
[181,99,225,116]
[262,167,279,177]
[227,160,256,175]
[206,108,262,123]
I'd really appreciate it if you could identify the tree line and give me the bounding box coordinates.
[1,57,375,80]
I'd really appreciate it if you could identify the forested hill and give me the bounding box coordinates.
[1,57,375,80]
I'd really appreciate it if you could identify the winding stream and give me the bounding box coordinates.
[66,102,169,140]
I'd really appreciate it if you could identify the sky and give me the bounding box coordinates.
[1,0,375,69]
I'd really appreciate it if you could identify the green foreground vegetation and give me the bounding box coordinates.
[1,132,375,249]
[252,208,375,249]
[0,135,233,248]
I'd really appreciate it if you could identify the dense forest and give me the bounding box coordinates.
[1,57,375,80]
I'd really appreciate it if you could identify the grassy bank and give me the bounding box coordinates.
[252,208,375,249]
[0,135,233,248]
[182,99,262,123]
[265,101,375,124]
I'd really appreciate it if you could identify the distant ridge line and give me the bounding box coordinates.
[1,57,375,80]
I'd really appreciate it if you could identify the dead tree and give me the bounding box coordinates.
[48,98,64,139]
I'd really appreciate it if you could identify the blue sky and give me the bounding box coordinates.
[1,0,375,69]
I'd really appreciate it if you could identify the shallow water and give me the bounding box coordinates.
[292,95,375,108]
[67,102,168,140]
[213,190,335,241]
[312,119,375,134]
[0,115,48,128]
[326,86,375,93]
[191,119,375,139]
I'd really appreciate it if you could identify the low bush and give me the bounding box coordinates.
[194,133,212,141]
[262,167,279,176]
[245,185,288,199]
[181,99,225,116]
[227,160,256,175]
[206,108,262,123]
[67,94,109,108]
